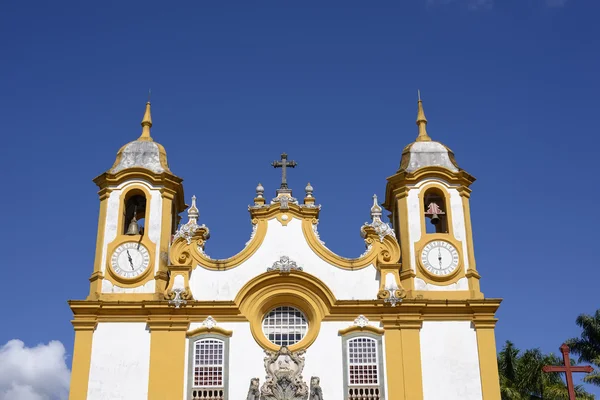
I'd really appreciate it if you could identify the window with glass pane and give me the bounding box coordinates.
[347,337,379,386]
[262,306,308,347]
[193,339,224,388]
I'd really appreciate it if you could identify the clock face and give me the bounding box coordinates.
[420,240,460,277]
[110,242,150,279]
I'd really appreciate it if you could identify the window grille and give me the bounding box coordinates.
[344,335,383,400]
[348,337,379,386]
[262,306,308,347]
[193,339,224,388]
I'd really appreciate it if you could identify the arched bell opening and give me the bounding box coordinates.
[423,187,448,234]
[123,189,147,236]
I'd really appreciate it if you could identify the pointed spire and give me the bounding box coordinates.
[370,194,383,220]
[416,90,432,142]
[139,100,153,141]
[187,195,199,223]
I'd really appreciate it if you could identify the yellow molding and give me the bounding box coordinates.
[169,219,267,270]
[302,219,401,270]
[475,324,502,399]
[68,329,95,400]
[338,325,384,336]
[93,167,186,213]
[146,318,190,332]
[148,328,187,400]
[186,325,233,337]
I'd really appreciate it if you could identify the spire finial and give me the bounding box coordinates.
[139,99,153,141]
[416,91,432,142]
[187,195,199,223]
[370,194,383,220]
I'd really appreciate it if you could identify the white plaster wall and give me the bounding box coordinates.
[189,218,380,301]
[303,322,346,399]
[185,320,383,399]
[420,321,483,400]
[87,322,151,400]
[101,279,156,294]
[99,179,163,294]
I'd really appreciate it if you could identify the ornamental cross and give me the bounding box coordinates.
[271,152,297,190]
[542,343,594,400]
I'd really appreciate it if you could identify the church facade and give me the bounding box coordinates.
[68,99,502,400]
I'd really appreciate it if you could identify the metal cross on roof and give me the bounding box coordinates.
[542,344,594,400]
[271,152,297,191]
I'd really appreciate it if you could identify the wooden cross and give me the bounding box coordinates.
[271,152,297,190]
[542,343,594,400]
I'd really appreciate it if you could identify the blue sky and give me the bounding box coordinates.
[1,0,599,397]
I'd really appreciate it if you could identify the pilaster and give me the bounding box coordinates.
[68,320,97,400]
[147,318,190,400]
[382,315,424,400]
[473,317,501,400]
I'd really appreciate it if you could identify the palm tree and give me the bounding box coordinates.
[498,341,595,399]
[567,309,600,387]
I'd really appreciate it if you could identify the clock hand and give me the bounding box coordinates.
[127,250,134,270]
[438,248,442,268]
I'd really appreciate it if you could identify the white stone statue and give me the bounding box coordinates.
[260,346,309,400]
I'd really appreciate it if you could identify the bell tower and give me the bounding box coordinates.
[383,96,482,299]
[88,101,186,300]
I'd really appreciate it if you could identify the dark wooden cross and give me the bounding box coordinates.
[271,152,297,190]
[542,343,594,400]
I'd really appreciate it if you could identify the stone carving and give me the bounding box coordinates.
[309,377,324,400]
[246,377,260,400]
[166,288,188,308]
[378,288,406,307]
[268,256,302,273]
[260,346,309,400]
[173,195,210,244]
[353,315,370,328]
[361,195,396,243]
[202,316,217,329]
[272,193,298,210]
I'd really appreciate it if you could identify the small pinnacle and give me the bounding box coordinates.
[415,93,431,142]
[139,101,153,141]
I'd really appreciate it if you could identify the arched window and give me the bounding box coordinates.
[343,333,385,400]
[187,334,229,400]
[423,188,448,234]
[123,190,147,235]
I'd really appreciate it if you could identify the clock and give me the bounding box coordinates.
[110,242,151,279]
[420,240,460,277]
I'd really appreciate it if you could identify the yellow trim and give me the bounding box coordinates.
[302,218,401,270]
[460,190,482,295]
[236,272,332,352]
[474,318,501,400]
[416,238,463,282]
[169,219,267,270]
[93,167,186,214]
[147,319,189,400]
[69,298,502,323]
[105,238,155,287]
[338,324,384,336]
[417,182,455,237]
[382,316,424,400]
[187,326,233,338]
[68,320,97,400]
[89,194,109,299]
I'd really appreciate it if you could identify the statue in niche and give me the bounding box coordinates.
[309,377,323,400]
[260,346,309,400]
[246,378,260,400]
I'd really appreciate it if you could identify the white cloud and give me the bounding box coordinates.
[0,340,70,400]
